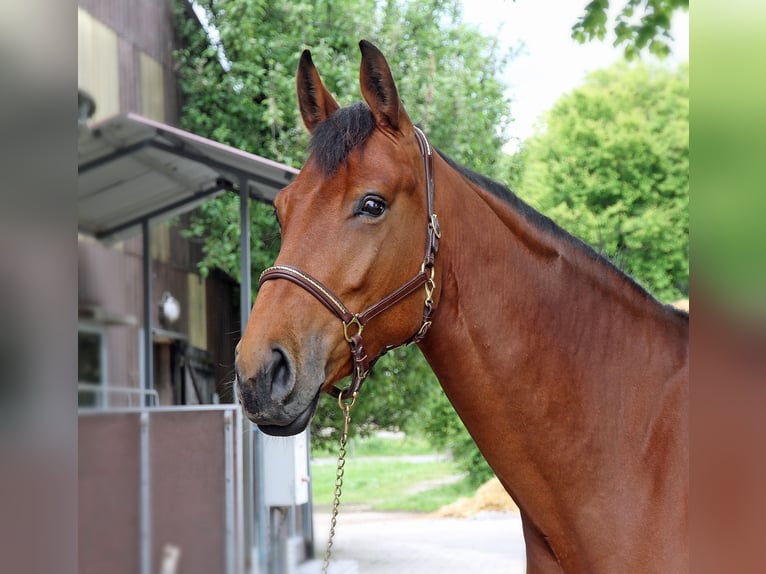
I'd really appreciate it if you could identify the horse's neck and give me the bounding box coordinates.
[418,164,688,560]
[421,165,687,413]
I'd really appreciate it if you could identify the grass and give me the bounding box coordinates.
[312,432,434,458]
[310,434,477,513]
[373,475,476,512]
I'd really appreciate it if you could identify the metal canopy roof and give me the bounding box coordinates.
[78,113,299,238]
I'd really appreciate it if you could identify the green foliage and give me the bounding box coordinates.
[311,345,439,448]
[312,346,493,487]
[315,433,434,458]
[181,198,279,281]
[514,61,689,303]
[420,384,495,487]
[572,0,688,59]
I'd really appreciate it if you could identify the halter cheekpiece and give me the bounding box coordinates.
[258,126,440,400]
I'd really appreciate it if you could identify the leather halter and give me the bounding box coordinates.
[258,126,440,401]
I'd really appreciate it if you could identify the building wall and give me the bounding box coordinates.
[78,217,240,402]
[78,8,121,122]
[78,0,239,403]
[78,0,180,124]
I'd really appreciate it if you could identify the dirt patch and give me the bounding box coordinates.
[433,476,518,517]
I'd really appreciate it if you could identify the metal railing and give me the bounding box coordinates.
[78,382,160,409]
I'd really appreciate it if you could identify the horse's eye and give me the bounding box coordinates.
[358,195,387,218]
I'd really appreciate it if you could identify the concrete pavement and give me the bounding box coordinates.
[308,510,527,573]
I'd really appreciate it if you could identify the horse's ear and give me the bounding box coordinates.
[358,40,412,133]
[296,49,340,134]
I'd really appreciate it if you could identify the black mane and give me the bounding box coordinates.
[309,103,375,175]
[307,104,687,319]
[438,152,608,263]
[438,154,687,318]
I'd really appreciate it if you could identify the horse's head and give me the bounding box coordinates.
[235,40,440,435]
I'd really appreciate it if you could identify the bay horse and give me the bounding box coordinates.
[235,40,689,572]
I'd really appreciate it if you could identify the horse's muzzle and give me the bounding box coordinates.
[235,346,321,435]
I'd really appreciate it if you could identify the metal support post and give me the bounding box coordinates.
[235,407,246,574]
[303,427,315,559]
[238,177,264,573]
[142,220,154,404]
[139,412,151,574]
[224,411,235,574]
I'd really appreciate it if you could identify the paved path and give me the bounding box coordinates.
[311,510,527,573]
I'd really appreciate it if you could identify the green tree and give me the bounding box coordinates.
[514,61,689,303]
[572,0,689,59]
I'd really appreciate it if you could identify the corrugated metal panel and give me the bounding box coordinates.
[78,113,298,239]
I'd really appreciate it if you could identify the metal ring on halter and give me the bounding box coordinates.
[342,315,364,343]
[429,213,441,239]
[338,390,358,411]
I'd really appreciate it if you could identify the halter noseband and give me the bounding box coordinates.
[258,127,440,401]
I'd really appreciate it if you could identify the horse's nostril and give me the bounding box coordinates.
[268,347,294,402]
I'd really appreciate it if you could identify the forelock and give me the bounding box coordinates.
[308,103,375,175]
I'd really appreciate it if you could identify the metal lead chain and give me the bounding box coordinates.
[321,393,356,574]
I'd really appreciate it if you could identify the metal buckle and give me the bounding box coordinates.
[429,213,441,239]
[425,277,435,301]
[342,315,364,342]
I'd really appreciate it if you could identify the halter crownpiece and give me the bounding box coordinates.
[258,126,439,400]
